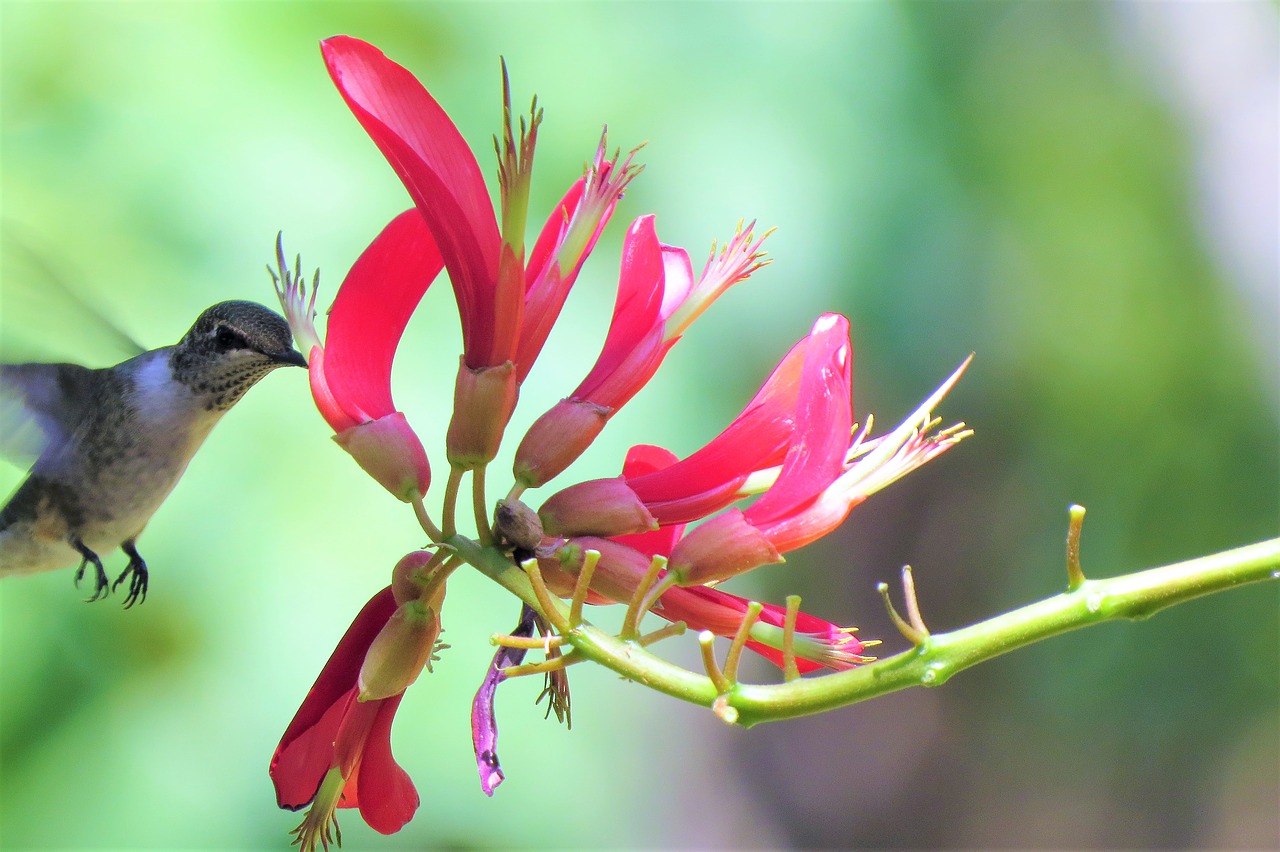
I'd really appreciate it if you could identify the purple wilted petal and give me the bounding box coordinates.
[471,605,536,796]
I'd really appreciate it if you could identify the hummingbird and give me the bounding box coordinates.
[0,300,306,606]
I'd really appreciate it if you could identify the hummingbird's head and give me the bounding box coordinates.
[172,300,308,411]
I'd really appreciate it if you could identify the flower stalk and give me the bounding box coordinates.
[450,529,1280,728]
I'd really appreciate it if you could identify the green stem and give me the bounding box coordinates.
[453,535,1280,728]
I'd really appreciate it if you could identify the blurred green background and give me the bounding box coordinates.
[2,1,1276,849]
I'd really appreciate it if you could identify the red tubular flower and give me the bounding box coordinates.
[517,134,641,381]
[514,216,769,487]
[271,587,419,844]
[622,312,848,525]
[275,210,436,502]
[555,312,970,585]
[667,351,973,582]
[320,36,638,468]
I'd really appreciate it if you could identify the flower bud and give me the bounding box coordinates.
[358,583,446,702]
[493,498,544,552]
[538,477,657,538]
[446,359,518,469]
[333,412,431,502]
[513,398,610,488]
[667,509,782,585]
[391,550,438,605]
[539,536,654,603]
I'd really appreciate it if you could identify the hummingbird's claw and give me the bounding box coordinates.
[70,538,109,602]
[114,541,149,608]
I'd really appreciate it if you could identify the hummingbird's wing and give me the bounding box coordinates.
[0,363,96,471]
[0,223,147,365]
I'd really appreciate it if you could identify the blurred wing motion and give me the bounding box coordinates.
[0,363,94,471]
[1,225,136,471]
[1,223,147,366]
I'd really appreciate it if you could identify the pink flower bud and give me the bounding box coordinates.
[445,360,518,469]
[333,412,431,502]
[391,550,438,606]
[538,478,657,538]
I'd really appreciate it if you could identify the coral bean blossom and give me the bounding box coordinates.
[270,588,419,845]
[513,214,770,487]
[321,36,638,469]
[271,34,970,848]
[273,210,435,501]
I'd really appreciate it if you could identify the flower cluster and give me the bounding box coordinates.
[271,36,969,849]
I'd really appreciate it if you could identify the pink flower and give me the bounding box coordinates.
[321,36,637,467]
[668,347,972,582]
[270,588,419,844]
[274,210,435,502]
[624,311,848,525]
[601,313,970,585]
[534,315,969,665]
[514,216,770,487]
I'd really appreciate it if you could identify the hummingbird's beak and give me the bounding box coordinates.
[276,349,309,368]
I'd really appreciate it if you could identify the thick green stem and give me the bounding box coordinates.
[452,535,1280,728]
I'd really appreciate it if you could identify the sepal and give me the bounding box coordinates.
[358,583,446,702]
[513,398,611,487]
[446,359,519,469]
[333,412,431,502]
[539,477,657,538]
[668,509,783,585]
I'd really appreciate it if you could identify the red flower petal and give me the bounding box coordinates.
[656,586,856,673]
[623,323,822,523]
[344,694,420,834]
[271,587,397,807]
[610,445,684,557]
[272,688,356,810]
[322,36,501,356]
[324,209,443,424]
[570,215,668,408]
[745,313,853,527]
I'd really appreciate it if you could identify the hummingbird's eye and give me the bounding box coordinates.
[214,326,249,351]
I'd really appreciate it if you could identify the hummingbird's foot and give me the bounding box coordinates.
[70,538,109,602]
[113,540,149,608]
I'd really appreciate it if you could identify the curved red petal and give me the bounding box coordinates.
[610,444,685,556]
[272,588,397,775]
[271,687,356,810]
[571,215,666,405]
[621,444,679,477]
[745,314,853,526]
[347,694,420,834]
[307,346,359,432]
[325,210,443,422]
[322,36,499,341]
[623,330,819,523]
[656,586,827,673]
